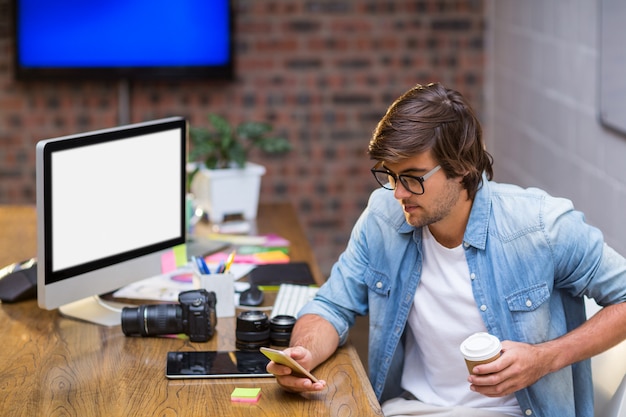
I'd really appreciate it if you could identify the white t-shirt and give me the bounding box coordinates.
[401,226,521,416]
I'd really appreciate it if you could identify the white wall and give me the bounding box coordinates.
[485,1,626,414]
[485,0,626,257]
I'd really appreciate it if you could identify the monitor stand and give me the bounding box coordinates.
[58,295,130,327]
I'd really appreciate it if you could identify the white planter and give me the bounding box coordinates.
[190,162,266,222]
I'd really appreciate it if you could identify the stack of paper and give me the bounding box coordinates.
[205,233,291,265]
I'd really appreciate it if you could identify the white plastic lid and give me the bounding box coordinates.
[460,332,501,361]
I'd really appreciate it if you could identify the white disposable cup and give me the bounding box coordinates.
[460,332,501,375]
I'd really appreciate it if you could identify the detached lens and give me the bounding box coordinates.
[270,315,296,346]
[235,310,270,351]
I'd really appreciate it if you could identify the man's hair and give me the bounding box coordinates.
[368,83,493,200]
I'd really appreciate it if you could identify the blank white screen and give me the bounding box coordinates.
[51,129,182,272]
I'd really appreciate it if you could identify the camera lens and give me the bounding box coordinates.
[121,304,183,337]
[270,315,296,346]
[235,310,270,351]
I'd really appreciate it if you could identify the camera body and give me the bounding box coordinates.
[178,289,217,342]
[121,289,217,342]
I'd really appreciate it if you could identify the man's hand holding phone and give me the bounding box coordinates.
[262,346,327,392]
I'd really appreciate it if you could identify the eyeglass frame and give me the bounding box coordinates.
[370,164,441,195]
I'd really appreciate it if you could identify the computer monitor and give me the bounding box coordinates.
[36,117,187,326]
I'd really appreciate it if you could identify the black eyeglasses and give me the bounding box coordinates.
[371,165,441,195]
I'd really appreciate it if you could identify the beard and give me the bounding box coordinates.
[401,178,464,228]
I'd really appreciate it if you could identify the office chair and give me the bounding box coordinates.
[598,375,626,417]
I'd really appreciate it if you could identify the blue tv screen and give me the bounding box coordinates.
[15,0,233,80]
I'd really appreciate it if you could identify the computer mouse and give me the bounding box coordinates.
[239,285,264,306]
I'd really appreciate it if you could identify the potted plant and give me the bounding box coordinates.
[188,113,291,222]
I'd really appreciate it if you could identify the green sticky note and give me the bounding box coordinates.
[173,244,188,267]
[231,387,261,403]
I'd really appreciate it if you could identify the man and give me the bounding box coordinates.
[267,83,626,416]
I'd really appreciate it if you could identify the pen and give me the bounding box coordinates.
[193,256,211,275]
[190,257,201,276]
[224,250,236,273]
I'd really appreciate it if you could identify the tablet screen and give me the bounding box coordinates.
[166,351,272,379]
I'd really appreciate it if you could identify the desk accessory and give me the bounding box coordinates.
[231,387,262,403]
[0,259,37,303]
[271,284,318,318]
[223,250,236,272]
[193,271,235,317]
[192,255,212,274]
[166,351,272,379]
[206,249,290,265]
[249,262,315,287]
[239,285,264,306]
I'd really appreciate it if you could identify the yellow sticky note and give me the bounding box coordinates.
[253,250,290,264]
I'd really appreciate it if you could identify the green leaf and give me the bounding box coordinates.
[204,155,220,170]
[209,114,232,138]
[237,121,272,140]
[189,113,291,169]
[257,136,292,153]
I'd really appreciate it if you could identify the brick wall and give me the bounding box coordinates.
[0,0,485,276]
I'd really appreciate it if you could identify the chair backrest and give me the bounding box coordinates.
[585,297,626,417]
[597,375,626,417]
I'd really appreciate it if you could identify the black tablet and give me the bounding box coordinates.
[166,351,273,379]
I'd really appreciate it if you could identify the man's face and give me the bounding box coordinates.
[382,153,465,229]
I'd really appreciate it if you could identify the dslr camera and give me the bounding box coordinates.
[121,289,217,342]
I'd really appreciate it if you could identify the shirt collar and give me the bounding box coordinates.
[463,174,492,250]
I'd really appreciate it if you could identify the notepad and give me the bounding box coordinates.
[206,250,290,265]
[231,387,261,403]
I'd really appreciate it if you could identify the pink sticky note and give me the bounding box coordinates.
[161,250,177,273]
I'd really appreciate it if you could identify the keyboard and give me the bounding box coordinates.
[271,284,318,318]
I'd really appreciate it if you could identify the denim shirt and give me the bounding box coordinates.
[299,178,626,417]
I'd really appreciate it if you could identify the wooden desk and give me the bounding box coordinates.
[0,204,383,417]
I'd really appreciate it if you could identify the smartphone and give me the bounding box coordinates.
[260,347,319,383]
[166,351,272,379]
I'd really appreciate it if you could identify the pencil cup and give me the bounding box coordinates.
[193,272,235,318]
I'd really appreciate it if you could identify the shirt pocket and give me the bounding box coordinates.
[505,283,551,344]
[364,269,391,296]
[363,270,392,331]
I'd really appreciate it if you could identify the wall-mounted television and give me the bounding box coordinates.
[14,0,233,80]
